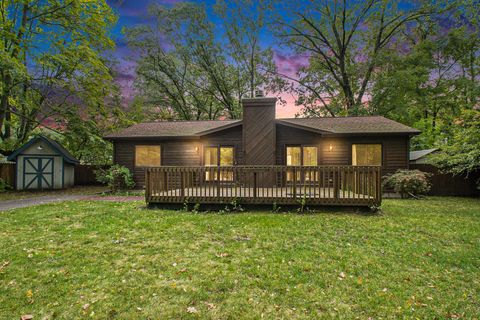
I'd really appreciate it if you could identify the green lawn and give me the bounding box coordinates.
[0,198,479,319]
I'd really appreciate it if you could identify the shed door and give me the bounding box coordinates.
[24,157,54,189]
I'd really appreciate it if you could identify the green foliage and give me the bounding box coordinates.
[274,0,443,116]
[428,110,480,184]
[0,0,118,153]
[296,195,308,213]
[224,197,244,213]
[383,170,431,198]
[271,202,281,213]
[125,1,282,121]
[0,178,12,192]
[95,165,135,191]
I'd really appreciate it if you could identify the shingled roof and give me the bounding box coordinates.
[104,120,241,139]
[104,116,419,139]
[278,116,420,135]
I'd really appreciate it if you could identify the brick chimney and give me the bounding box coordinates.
[242,96,277,165]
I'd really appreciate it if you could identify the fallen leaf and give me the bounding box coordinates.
[0,261,10,272]
[338,272,346,280]
[186,306,198,314]
[82,303,90,310]
[357,277,363,285]
[216,253,229,258]
[205,302,216,310]
[21,315,33,320]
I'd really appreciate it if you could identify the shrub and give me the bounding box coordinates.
[95,165,135,191]
[383,169,431,198]
[0,178,12,192]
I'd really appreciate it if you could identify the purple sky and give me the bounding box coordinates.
[106,0,303,117]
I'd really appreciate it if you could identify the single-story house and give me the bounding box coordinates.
[7,135,79,190]
[105,96,420,206]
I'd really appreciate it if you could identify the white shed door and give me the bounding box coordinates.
[24,157,54,189]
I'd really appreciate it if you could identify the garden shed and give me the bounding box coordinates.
[7,135,79,190]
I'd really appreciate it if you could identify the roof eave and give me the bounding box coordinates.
[321,131,421,137]
[197,121,242,136]
[104,135,202,141]
[276,120,330,135]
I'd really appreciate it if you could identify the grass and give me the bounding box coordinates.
[0,186,108,201]
[0,198,479,319]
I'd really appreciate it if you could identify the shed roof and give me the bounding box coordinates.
[7,135,79,164]
[104,116,419,139]
[409,148,438,161]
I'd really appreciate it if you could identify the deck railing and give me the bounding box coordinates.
[145,165,382,206]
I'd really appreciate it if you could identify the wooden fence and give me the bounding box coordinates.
[0,163,15,186]
[146,165,382,207]
[74,165,109,185]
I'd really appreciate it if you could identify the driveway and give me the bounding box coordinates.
[0,194,91,211]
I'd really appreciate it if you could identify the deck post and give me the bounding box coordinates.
[180,170,185,198]
[253,171,257,198]
[333,167,339,199]
[145,169,150,203]
[217,168,220,198]
[292,167,296,200]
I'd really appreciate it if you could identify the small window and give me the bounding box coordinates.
[352,144,382,166]
[135,145,161,167]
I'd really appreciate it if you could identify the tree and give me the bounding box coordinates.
[126,1,283,121]
[271,0,440,116]
[369,0,479,149]
[215,0,278,98]
[125,3,240,120]
[0,0,117,152]
[428,109,480,185]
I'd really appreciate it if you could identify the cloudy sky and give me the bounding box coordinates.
[106,0,303,117]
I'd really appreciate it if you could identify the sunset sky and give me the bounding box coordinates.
[106,0,304,118]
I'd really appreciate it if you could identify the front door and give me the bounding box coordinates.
[23,157,54,189]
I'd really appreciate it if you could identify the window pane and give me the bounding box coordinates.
[220,147,234,166]
[303,147,317,166]
[204,147,218,166]
[352,144,382,165]
[135,146,161,167]
[286,147,301,166]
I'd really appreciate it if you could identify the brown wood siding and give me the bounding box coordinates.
[114,140,201,187]
[243,105,276,165]
[275,124,323,165]
[201,125,244,165]
[275,124,409,177]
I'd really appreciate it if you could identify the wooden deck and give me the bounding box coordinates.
[145,165,382,207]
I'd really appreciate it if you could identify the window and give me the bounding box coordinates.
[135,145,161,167]
[286,146,318,181]
[204,146,234,181]
[352,144,382,166]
